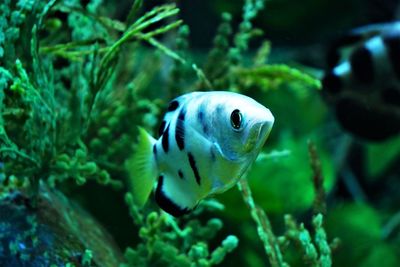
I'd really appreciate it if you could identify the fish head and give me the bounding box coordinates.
[211,92,274,166]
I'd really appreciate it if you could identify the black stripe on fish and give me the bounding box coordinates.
[215,104,224,114]
[198,110,204,121]
[350,46,374,84]
[197,109,208,135]
[175,108,185,150]
[327,50,341,70]
[155,175,189,217]
[383,33,400,79]
[162,124,170,153]
[158,120,166,137]
[188,152,201,185]
[167,100,179,112]
[327,34,365,68]
[178,170,184,179]
[153,144,157,156]
[210,147,216,162]
[322,72,343,94]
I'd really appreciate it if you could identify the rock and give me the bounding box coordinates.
[0,183,124,267]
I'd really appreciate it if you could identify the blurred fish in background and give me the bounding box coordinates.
[322,21,400,141]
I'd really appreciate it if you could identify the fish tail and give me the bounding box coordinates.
[126,127,157,207]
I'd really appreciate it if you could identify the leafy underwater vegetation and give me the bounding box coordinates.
[0,0,399,266]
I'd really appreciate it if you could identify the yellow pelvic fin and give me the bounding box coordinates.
[126,127,157,207]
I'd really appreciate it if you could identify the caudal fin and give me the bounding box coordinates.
[126,127,157,207]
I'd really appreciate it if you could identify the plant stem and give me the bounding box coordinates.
[238,178,288,267]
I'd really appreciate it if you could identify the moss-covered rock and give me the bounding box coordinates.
[0,183,124,267]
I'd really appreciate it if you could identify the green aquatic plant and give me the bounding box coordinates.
[234,141,336,267]
[1,0,239,265]
[123,196,239,267]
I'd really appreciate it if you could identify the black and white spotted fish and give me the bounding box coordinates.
[322,21,400,96]
[127,91,274,217]
[322,22,400,141]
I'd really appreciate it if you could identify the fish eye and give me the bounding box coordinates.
[230,109,242,130]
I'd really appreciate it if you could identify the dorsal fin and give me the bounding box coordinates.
[158,97,182,137]
[159,93,198,135]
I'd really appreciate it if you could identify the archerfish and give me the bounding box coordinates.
[127,91,274,217]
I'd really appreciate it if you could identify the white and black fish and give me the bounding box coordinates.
[127,91,274,217]
[322,22,400,141]
[323,22,400,95]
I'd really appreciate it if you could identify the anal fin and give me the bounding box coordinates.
[155,174,198,217]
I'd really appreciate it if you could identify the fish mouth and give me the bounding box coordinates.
[235,120,274,178]
[255,120,274,149]
[243,119,274,154]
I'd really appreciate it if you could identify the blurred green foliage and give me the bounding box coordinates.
[366,136,400,179]
[211,0,366,44]
[326,204,400,267]
[249,135,335,213]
